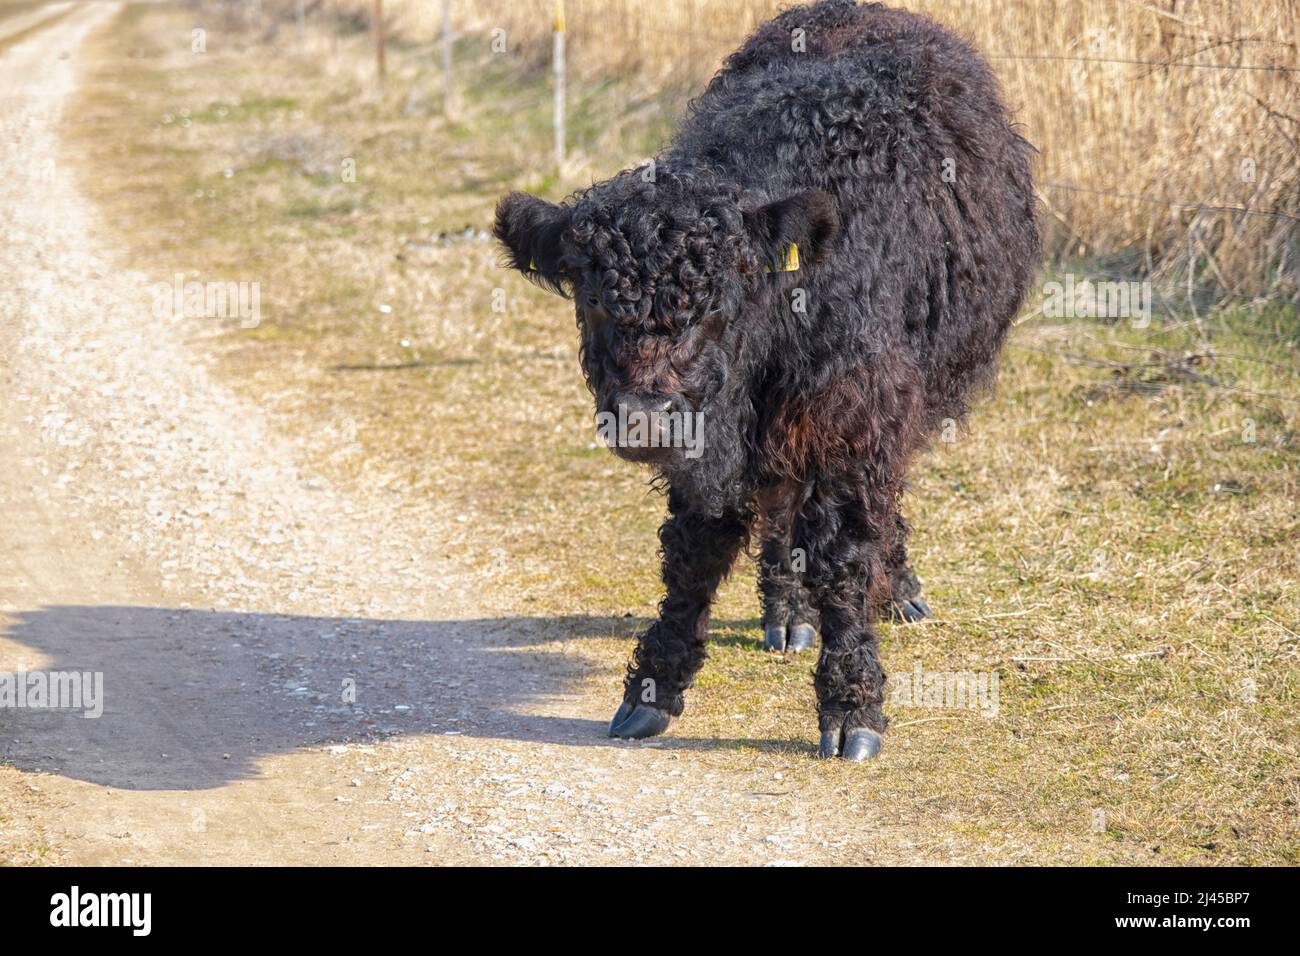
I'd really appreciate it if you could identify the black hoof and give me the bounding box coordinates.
[818,729,841,758]
[787,622,817,653]
[763,625,787,652]
[608,701,672,739]
[889,596,931,623]
[817,725,884,760]
[841,728,883,761]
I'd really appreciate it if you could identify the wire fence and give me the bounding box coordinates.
[1039,182,1300,226]
[986,52,1300,74]
[438,5,1298,275]
[1007,342,1300,407]
[215,0,1298,404]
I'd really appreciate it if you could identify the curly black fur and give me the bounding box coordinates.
[494,0,1039,743]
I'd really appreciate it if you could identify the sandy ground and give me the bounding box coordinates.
[0,2,1008,866]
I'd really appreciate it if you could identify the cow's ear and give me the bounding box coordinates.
[493,191,573,296]
[744,190,840,272]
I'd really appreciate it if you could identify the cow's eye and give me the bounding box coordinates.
[585,292,601,309]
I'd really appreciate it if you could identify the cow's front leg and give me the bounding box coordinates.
[798,489,895,760]
[608,489,749,739]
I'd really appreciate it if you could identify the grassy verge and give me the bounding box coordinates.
[66,3,1299,863]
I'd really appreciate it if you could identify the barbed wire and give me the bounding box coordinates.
[247,2,1300,309]
[1007,343,1300,405]
[556,19,1300,76]
[1041,182,1300,224]
[1017,280,1300,343]
[988,52,1300,74]
[1081,337,1300,374]
[552,17,1300,77]
[1059,269,1280,303]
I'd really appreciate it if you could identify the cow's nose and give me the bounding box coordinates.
[614,392,674,418]
[603,391,684,461]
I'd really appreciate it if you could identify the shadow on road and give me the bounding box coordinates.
[0,606,783,790]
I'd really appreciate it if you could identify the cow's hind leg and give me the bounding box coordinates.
[608,488,749,739]
[765,504,927,646]
[881,513,931,623]
[757,496,819,653]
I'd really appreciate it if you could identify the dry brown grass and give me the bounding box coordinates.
[297,0,1300,301]
[65,3,1300,863]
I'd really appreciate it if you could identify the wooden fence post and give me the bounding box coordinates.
[372,0,387,81]
[553,0,566,174]
[442,0,453,115]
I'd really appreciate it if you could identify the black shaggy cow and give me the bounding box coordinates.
[494,0,1038,759]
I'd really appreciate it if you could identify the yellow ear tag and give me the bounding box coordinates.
[764,242,800,273]
[528,258,537,271]
[782,242,800,272]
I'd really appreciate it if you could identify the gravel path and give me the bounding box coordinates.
[0,1,75,41]
[0,4,965,866]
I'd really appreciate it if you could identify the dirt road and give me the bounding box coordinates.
[0,3,1006,866]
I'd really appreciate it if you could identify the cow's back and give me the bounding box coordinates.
[670,0,1039,427]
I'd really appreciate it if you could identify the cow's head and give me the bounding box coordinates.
[493,167,838,469]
